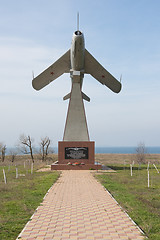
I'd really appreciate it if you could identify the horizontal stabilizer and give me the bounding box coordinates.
[84,49,122,93]
[63,93,71,101]
[82,92,90,102]
[32,50,70,90]
[63,91,90,102]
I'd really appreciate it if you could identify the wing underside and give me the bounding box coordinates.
[84,49,122,93]
[32,50,70,90]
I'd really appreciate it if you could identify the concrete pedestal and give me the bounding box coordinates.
[51,141,102,170]
[51,75,102,170]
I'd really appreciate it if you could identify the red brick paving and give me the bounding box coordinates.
[17,170,146,240]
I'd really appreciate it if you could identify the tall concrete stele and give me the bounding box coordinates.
[32,18,122,170]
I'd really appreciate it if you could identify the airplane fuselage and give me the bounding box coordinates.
[32,19,122,144]
[71,31,85,71]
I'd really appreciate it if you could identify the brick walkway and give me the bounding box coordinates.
[17,170,145,240]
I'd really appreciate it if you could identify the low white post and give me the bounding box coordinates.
[16,168,18,179]
[31,163,33,174]
[130,164,133,176]
[123,160,126,170]
[153,164,159,174]
[3,169,7,184]
[148,170,149,188]
[147,162,150,171]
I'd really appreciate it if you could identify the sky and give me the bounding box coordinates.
[0,0,160,148]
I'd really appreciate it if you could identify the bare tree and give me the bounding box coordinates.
[136,142,147,164]
[19,134,34,162]
[9,149,18,162]
[0,143,3,160]
[0,143,7,162]
[39,137,53,161]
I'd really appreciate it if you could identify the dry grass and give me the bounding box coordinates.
[0,153,58,167]
[96,153,160,165]
[2,153,160,167]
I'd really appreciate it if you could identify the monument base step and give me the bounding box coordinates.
[51,164,102,170]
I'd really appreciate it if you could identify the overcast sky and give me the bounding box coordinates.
[0,0,160,147]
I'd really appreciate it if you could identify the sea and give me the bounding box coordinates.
[6,146,160,155]
[95,147,160,154]
[53,146,160,154]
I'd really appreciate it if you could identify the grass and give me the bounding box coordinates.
[95,162,160,240]
[0,160,60,240]
[0,153,160,239]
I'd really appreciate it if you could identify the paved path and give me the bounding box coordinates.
[17,171,145,240]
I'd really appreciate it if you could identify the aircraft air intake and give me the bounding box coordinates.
[75,31,82,35]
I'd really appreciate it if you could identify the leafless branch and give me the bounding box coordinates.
[19,134,34,162]
[39,137,53,161]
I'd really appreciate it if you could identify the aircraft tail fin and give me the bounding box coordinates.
[63,91,90,102]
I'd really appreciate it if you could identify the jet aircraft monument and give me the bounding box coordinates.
[32,17,122,170]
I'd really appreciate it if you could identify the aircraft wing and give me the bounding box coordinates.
[32,50,70,90]
[84,49,122,93]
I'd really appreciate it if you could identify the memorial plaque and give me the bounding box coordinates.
[65,147,88,159]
